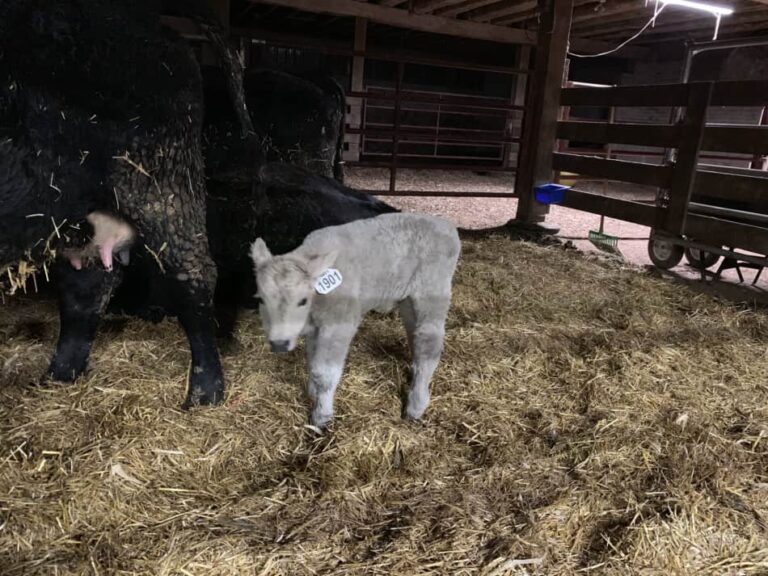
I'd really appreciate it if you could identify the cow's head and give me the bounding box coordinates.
[250,238,336,353]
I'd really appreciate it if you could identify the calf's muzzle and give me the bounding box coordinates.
[270,339,291,353]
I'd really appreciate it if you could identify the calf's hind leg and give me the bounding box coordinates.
[400,296,449,421]
[306,322,357,428]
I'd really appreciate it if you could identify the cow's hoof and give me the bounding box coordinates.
[43,363,83,384]
[182,383,225,409]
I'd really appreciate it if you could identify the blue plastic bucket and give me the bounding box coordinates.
[534,183,571,205]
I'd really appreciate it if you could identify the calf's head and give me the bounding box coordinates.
[250,238,337,353]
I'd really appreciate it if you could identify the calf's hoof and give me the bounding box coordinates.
[403,405,428,422]
[309,411,333,430]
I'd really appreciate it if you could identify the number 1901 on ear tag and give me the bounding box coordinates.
[315,268,343,295]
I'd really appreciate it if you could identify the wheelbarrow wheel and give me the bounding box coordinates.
[684,246,720,270]
[648,237,684,269]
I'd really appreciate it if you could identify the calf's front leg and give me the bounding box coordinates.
[402,297,449,421]
[306,322,357,428]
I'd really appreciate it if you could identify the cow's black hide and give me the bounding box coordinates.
[0,0,249,406]
[110,163,399,339]
[202,66,346,183]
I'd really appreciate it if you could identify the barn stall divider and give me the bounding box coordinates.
[228,26,532,199]
[547,79,768,274]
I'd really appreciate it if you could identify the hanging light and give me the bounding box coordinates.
[648,0,734,39]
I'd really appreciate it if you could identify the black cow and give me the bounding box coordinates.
[0,0,251,407]
[202,66,347,183]
[108,67,384,341]
[110,163,399,341]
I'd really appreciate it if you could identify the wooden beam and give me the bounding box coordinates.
[572,0,646,24]
[491,7,538,24]
[685,213,768,256]
[702,126,768,155]
[558,189,658,226]
[561,84,689,106]
[491,0,591,23]
[582,7,767,39]
[710,81,768,106]
[694,168,768,209]
[435,0,504,17]
[514,0,574,224]
[567,36,651,58]
[553,153,673,187]
[634,20,768,43]
[413,0,463,12]
[231,24,528,74]
[250,0,537,43]
[557,121,682,147]
[463,0,536,22]
[573,13,659,33]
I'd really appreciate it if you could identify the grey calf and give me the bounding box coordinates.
[250,213,460,427]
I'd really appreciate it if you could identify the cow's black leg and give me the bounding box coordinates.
[175,282,225,408]
[46,261,123,382]
[110,124,224,407]
[213,268,242,343]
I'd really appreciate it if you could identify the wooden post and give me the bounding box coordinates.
[345,17,367,164]
[513,0,574,225]
[504,46,531,169]
[389,62,405,193]
[553,80,572,184]
[660,82,712,236]
[751,106,767,171]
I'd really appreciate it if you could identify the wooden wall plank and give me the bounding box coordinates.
[557,121,681,147]
[553,153,673,187]
[250,0,537,44]
[702,126,768,155]
[686,213,768,255]
[560,84,689,107]
[693,169,768,210]
[558,190,659,226]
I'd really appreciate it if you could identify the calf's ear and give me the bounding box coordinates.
[250,238,273,267]
[305,250,338,279]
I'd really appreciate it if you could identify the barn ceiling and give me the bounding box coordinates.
[245,0,768,54]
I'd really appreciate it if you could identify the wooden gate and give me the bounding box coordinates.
[553,80,768,264]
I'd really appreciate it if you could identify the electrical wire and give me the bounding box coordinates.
[567,4,668,58]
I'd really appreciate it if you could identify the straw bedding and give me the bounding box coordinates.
[1,235,767,575]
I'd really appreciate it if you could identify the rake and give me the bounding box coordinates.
[589,215,621,255]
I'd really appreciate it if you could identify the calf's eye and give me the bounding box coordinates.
[298,298,308,307]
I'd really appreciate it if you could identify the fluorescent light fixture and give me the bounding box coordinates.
[659,0,733,16]
[648,0,734,39]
